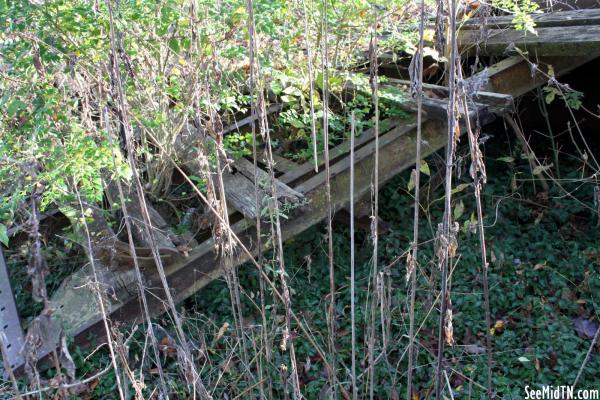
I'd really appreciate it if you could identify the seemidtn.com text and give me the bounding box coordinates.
[524,386,599,400]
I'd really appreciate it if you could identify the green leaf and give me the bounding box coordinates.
[7,99,26,117]
[270,80,283,95]
[544,87,558,104]
[0,224,8,247]
[453,200,465,220]
[283,85,302,97]
[281,95,296,104]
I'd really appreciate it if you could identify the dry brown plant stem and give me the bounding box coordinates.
[246,0,273,397]
[435,0,459,395]
[321,0,338,395]
[407,0,426,395]
[368,12,380,400]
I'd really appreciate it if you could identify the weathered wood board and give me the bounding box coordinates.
[473,54,599,96]
[461,8,600,30]
[459,24,600,56]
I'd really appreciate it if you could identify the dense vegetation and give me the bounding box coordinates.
[1,0,599,399]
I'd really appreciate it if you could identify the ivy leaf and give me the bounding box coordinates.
[289,118,304,129]
[0,224,8,247]
[281,95,297,104]
[544,87,558,104]
[270,80,283,95]
[283,85,302,97]
[7,99,26,117]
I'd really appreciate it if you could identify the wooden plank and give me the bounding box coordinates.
[176,125,303,220]
[297,103,494,196]
[50,102,494,348]
[343,77,513,121]
[472,54,599,97]
[105,181,177,251]
[278,118,400,185]
[296,121,417,195]
[223,104,283,135]
[458,25,600,56]
[267,152,300,174]
[461,9,600,30]
[380,78,514,114]
[225,156,304,219]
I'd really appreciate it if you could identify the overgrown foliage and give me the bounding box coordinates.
[1,0,599,399]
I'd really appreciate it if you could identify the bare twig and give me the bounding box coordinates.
[73,186,125,400]
[321,0,338,395]
[459,85,494,397]
[435,0,459,395]
[504,115,550,193]
[350,112,357,400]
[246,1,272,398]
[103,106,169,398]
[301,0,319,173]
[0,333,22,400]
[367,11,380,399]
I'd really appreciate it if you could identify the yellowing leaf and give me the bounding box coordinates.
[420,159,430,176]
[407,169,416,192]
[423,28,435,42]
[451,183,470,194]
